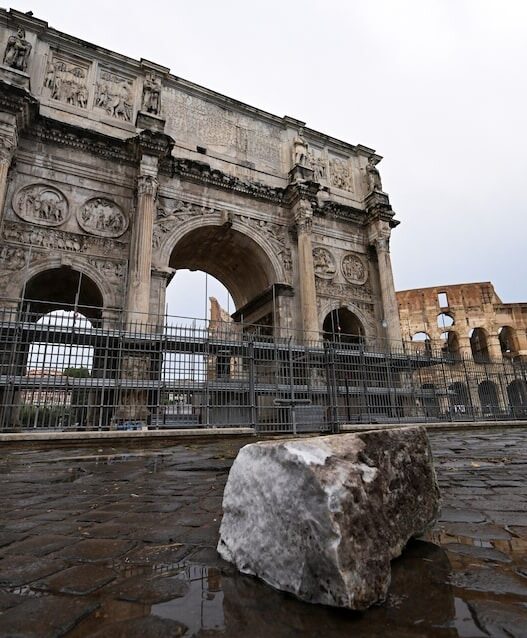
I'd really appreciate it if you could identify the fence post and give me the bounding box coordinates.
[248,339,256,431]
[324,341,338,433]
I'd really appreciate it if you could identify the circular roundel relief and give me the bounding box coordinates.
[13,183,69,227]
[77,197,128,238]
[313,247,336,279]
[341,253,368,285]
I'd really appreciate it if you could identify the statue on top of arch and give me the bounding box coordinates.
[3,26,31,72]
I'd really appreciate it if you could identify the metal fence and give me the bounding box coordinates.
[1,299,526,433]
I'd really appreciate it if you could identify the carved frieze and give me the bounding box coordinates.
[3,27,31,72]
[78,198,128,238]
[95,69,134,122]
[12,184,69,227]
[341,254,368,285]
[87,257,125,282]
[2,221,127,257]
[43,55,89,109]
[329,158,353,191]
[313,247,336,279]
[315,277,373,304]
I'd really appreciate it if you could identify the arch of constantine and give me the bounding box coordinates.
[0,8,401,346]
[1,9,525,431]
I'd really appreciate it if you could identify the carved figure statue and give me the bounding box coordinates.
[292,129,308,166]
[3,27,31,72]
[366,157,383,192]
[142,73,162,115]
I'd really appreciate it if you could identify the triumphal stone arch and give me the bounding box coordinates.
[0,8,402,347]
[0,10,408,428]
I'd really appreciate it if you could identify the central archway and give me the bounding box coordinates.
[168,225,278,311]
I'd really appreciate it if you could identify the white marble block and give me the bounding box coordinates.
[217,426,440,610]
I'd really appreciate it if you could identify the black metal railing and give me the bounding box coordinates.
[0,299,526,433]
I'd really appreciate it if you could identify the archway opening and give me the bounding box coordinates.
[411,332,432,356]
[22,266,103,323]
[469,327,490,363]
[448,382,470,417]
[168,225,277,315]
[12,267,104,429]
[437,313,454,329]
[507,380,527,417]
[323,308,364,344]
[22,310,95,428]
[499,326,519,357]
[421,383,440,418]
[440,330,460,359]
[478,380,500,416]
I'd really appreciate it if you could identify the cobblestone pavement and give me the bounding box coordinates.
[0,427,526,637]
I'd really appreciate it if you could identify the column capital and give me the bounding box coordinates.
[0,137,15,164]
[137,174,159,198]
[131,129,174,160]
[368,220,391,252]
[293,198,313,233]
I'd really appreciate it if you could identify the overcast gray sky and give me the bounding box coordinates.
[7,0,527,316]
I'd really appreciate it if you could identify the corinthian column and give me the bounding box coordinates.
[127,173,158,325]
[294,199,319,341]
[369,222,402,348]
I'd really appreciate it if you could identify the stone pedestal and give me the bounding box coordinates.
[0,65,30,90]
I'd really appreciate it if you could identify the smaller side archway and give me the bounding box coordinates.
[322,308,364,344]
[21,266,104,323]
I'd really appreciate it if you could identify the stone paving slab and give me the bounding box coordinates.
[0,428,526,637]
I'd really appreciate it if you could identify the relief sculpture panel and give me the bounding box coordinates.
[13,184,69,227]
[342,253,368,285]
[95,69,134,122]
[43,54,90,109]
[78,198,128,238]
[329,157,353,191]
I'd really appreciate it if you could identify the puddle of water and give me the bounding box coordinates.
[152,566,225,635]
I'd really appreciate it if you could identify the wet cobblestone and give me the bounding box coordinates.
[0,428,526,637]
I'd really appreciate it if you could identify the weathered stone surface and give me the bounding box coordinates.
[217,426,440,610]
